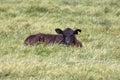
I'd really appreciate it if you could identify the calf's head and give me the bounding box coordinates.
[55,28,81,45]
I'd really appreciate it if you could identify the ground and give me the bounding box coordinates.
[0,0,120,80]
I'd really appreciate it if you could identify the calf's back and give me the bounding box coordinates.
[24,33,63,45]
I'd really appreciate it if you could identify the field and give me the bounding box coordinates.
[0,0,120,80]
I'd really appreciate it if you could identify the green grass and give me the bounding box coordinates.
[0,0,120,80]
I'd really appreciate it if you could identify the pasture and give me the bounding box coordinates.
[0,0,120,80]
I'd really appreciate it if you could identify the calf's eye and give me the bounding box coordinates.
[70,35,74,37]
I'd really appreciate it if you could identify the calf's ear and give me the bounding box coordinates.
[55,28,63,34]
[74,29,82,35]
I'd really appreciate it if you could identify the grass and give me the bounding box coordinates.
[0,0,120,80]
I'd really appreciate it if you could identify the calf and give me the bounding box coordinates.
[24,28,83,47]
